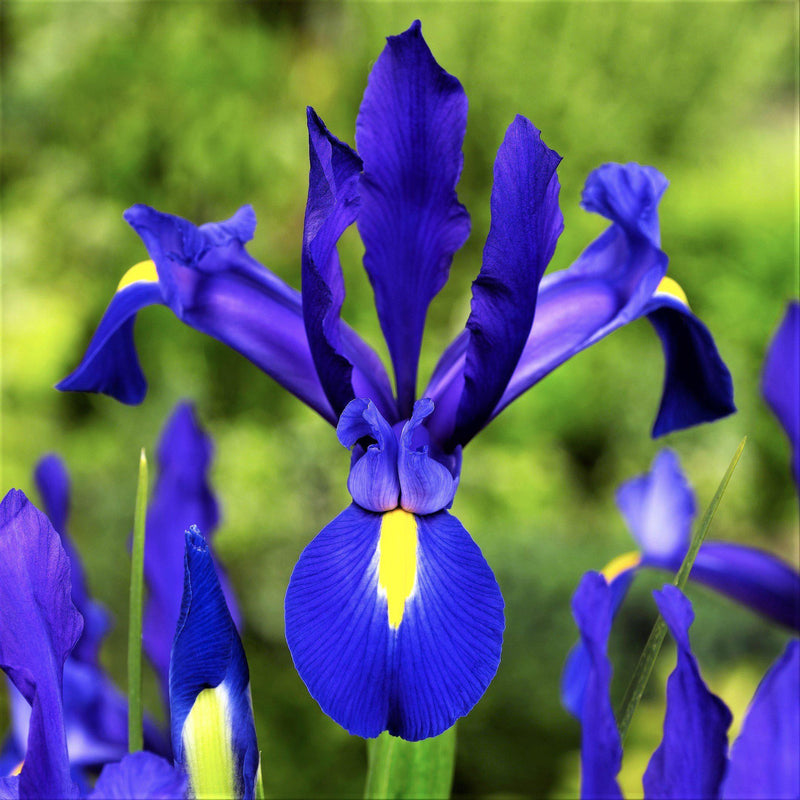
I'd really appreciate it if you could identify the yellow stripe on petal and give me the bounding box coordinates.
[116,259,159,292]
[182,685,237,800]
[10,760,23,777]
[378,508,418,629]
[601,551,642,582]
[655,276,689,307]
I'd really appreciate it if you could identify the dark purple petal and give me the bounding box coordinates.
[356,20,470,416]
[0,490,82,800]
[446,116,562,448]
[143,402,238,708]
[762,302,800,488]
[170,529,259,800]
[56,280,164,404]
[398,399,458,514]
[337,399,400,512]
[646,543,800,632]
[570,571,623,800]
[34,456,111,668]
[643,585,731,800]
[644,294,736,437]
[722,640,800,799]
[616,450,695,560]
[302,110,396,420]
[89,752,187,799]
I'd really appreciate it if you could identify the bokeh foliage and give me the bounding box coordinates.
[1,2,797,797]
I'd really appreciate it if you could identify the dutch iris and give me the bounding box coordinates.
[58,22,736,740]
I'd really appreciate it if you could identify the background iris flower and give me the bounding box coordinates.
[57,22,735,741]
[571,572,799,799]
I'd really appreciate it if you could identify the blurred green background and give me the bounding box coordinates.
[1,2,797,797]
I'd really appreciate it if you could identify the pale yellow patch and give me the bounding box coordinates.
[10,760,23,777]
[655,276,689,307]
[182,685,237,800]
[601,550,641,582]
[116,259,158,292]
[378,509,418,629]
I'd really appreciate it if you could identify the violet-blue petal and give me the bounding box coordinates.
[616,450,695,560]
[643,585,732,800]
[356,20,470,416]
[762,302,800,487]
[337,398,400,512]
[143,402,238,708]
[448,116,562,448]
[285,504,504,741]
[302,110,396,419]
[722,640,800,799]
[643,294,736,437]
[646,542,800,632]
[571,571,622,800]
[56,280,163,404]
[34,455,111,667]
[0,490,82,800]
[0,779,18,800]
[170,528,258,800]
[562,565,637,719]
[89,752,187,799]
[398,398,457,514]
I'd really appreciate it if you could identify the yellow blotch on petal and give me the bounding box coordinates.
[11,760,23,777]
[655,276,689,307]
[601,551,642,582]
[182,685,237,800]
[116,260,159,292]
[378,509,418,629]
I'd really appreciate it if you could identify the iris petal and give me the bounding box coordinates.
[447,116,562,448]
[722,640,800,799]
[170,528,258,800]
[762,302,800,487]
[356,20,470,416]
[570,572,623,800]
[0,490,83,799]
[284,505,504,741]
[89,752,187,799]
[643,585,732,800]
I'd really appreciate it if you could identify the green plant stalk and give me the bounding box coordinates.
[364,726,456,800]
[128,448,148,753]
[616,436,747,744]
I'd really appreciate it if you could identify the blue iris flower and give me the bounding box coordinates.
[0,492,257,799]
[571,572,799,799]
[57,22,735,740]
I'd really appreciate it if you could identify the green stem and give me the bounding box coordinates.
[616,436,747,744]
[128,448,148,753]
[364,726,456,800]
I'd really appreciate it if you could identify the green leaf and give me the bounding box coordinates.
[615,436,747,744]
[364,726,456,800]
[127,448,148,753]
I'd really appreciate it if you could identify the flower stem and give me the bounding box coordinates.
[128,448,148,753]
[616,436,747,744]
[364,726,456,799]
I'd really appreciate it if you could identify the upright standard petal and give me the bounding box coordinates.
[285,505,504,741]
[59,205,391,424]
[570,572,623,800]
[762,302,800,487]
[643,585,732,800]
[170,529,259,800]
[89,752,187,800]
[0,490,83,800]
[302,110,396,421]
[356,20,470,415]
[142,402,240,706]
[722,640,800,799]
[425,163,735,446]
[444,116,562,449]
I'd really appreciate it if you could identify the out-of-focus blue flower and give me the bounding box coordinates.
[762,301,799,489]
[570,572,799,799]
[562,449,800,717]
[0,489,186,800]
[58,21,735,740]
